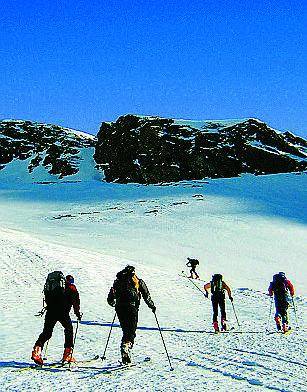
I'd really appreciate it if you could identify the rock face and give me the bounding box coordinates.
[94,115,307,183]
[0,120,95,180]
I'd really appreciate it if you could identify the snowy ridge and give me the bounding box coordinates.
[0,119,102,182]
[95,114,307,183]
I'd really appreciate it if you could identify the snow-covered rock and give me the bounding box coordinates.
[95,115,307,183]
[0,119,101,182]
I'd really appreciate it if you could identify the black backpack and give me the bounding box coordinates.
[114,271,140,305]
[211,274,223,295]
[44,271,66,305]
[272,273,287,296]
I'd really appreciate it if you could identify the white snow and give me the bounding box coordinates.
[0,173,306,391]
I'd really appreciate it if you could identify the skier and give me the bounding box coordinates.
[204,274,233,332]
[268,272,294,332]
[31,272,82,365]
[186,257,200,279]
[107,265,156,365]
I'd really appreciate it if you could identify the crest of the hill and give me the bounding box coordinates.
[94,115,307,183]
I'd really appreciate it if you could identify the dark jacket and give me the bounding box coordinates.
[46,282,80,316]
[107,276,155,310]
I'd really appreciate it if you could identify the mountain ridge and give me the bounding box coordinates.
[1,115,306,183]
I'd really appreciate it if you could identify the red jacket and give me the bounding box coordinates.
[65,282,81,315]
[268,279,294,297]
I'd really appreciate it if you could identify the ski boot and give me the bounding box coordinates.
[282,323,290,333]
[221,319,227,332]
[31,345,43,366]
[213,321,219,333]
[274,316,282,331]
[62,347,76,363]
[121,341,132,365]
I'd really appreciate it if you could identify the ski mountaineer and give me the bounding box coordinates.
[31,272,82,365]
[268,272,294,333]
[107,265,156,365]
[204,274,233,332]
[186,257,200,279]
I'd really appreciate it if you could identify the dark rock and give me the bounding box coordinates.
[94,115,307,183]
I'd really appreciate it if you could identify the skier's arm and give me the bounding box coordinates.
[204,282,211,297]
[286,280,295,297]
[139,279,156,312]
[223,282,233,300]
[70,284,81,319]
[107,286,116,307]
[268,283,274,296]
[186,262,191,267]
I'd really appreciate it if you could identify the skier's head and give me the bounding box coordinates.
[124,265,135,276]
[66,275,74,284]
[116,265,135,279]
[279,272,286,279]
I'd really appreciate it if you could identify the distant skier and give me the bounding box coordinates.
[204,274,233,332]
[186,257,200,279]
[31,272,82,365]
[268,272,294,332]
[107,265,156,364]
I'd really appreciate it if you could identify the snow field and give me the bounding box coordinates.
[0,173,306,391]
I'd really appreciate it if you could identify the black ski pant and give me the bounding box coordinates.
[35,311,74,348]
[190,267,199,279]
[275,299,289,324]
[116,304,139,346]
[211,295,226,323]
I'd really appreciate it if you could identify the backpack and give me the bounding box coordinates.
[44,271,66,305]
[211,274,223,295]
[272,273,287,296]
[114,271,140,305]
[188,258,199,267]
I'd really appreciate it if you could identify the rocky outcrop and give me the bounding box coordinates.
[94,115,307,183]
[0,120,95,179]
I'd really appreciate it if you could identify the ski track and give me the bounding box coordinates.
[0,229,306,391]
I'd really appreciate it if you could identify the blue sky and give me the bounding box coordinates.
[0,0,306,136]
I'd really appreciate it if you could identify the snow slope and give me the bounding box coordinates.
[0,173,306,391]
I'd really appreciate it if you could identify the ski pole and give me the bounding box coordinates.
[185,275,207,298]
[101,312,116,361]
[266,296,273,332]
[154,312,174,371]
[231,301,240,328]
[68,319,80,369]
[291,297,299,328]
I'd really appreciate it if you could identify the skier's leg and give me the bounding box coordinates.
[59,313,74,348]
[117,305,137,364]
[220,297,227,330]
[35,312,57,348]
[280,304,289,332]
[32,312,57,364]
[212,297,219,331]
[274,303,282,331]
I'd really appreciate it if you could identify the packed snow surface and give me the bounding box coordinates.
[0,173,306,391]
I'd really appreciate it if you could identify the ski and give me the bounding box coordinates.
[266,328,294,335]
[16,355,100,372]
[179,273,206,283]
[92,357,151,376]
[212,326,235,334]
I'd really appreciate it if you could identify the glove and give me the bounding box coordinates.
[205,291,209,298]
[229,296,233,302]
[76,312,82,321]
[151,306,156,314]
